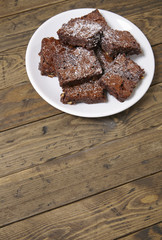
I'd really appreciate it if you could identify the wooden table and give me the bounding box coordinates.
[0,0,162,239]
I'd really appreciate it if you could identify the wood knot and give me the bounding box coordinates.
[141,195,158,204]
[42,126,48,135]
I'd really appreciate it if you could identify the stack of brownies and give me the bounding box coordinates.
[39,9,145,104]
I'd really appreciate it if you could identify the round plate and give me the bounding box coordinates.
[25,8,155,118]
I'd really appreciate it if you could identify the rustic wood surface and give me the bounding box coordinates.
[0,0,162,239]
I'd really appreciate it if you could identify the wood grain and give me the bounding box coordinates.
[0,172,161,240]
[0,0,161,52]
[0,0,161,239]
[0,0,161,18]
[0,82,61,131]
[0,0,65,18]
[0,83,162,175]
[119,223,162,240]
[0,45,27,90]
[0,126,161,227]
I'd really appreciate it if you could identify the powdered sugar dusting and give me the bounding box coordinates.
[102,29,141,55]
[62,19,102,38]
[57,46,102,84]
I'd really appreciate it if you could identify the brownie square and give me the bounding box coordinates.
[39,37,58,77]
[57,18,102,49]
[61,79,107,104]
[54,42,102,87]
[100,54,145,102]
[80,9,110,30]
[101,29,141,58]
[100,74,136,102]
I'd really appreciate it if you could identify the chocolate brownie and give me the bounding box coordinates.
[39,37,58,77]
[101,29,141,58]
[54,42,102,87]
[100,54,144,102]
[57,18,102,49]
[95,47,113,72]
[100,74,137,102]
[61,79,107,104]
[80,9,110,30]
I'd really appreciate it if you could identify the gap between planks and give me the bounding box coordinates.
[0,83,161,178]
[0,126,161,229]
[0,172,161,240]
[0,110,63,134]
[0,0,161,20]
[0,80,161,134]
[0,109,161,179]
[0,0,68,19]
[115,221,162,240]
[0,0,161,52]
[0,123,161,180]
[0,170,161,230]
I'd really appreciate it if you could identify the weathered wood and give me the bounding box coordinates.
[0,0,65,18]
[0,0,161,19]
[0,0,161,52]
[0,126,161,227]
[0,83,162,175]
[0,43,161,91]
[0,173,161,239]
[0,81,61,131]
[119,223,162,240]
[0,45,27,90]
[0,0,161,238]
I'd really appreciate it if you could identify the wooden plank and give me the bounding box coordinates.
[119,223,162,240]
[0,172,161,239]
[0,0,161,52]
[0,0,65,18]
[0,45,27,90]
[0,83,162,175]
[0,0,161,19]
[0,78,161,133]
[0,126,161,227]
[0,44,161,91]
[0,82,61,131]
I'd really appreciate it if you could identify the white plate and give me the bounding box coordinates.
[25,8,155,118]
